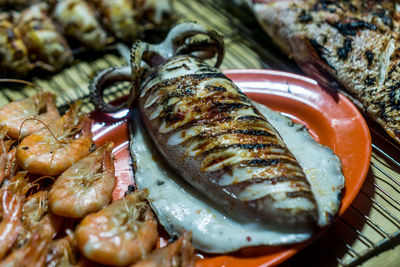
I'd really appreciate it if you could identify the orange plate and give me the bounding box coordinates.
[90,69,372,267]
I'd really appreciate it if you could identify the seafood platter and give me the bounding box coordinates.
[0,0,384,266]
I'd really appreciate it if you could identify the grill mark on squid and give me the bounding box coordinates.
[238,158,300,168]
[222,175,312,194]
[199,143,286,156]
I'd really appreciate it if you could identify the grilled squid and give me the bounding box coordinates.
[53,0,108,51]
[133,0,174,27]
[90,22,344,252]
[16,3,73,72]
[90,0,138,42]
[0,13,31,76]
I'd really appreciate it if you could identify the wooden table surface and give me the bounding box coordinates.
[0,0,399,266]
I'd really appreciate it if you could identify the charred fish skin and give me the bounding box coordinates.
[138,55,318,230]
[249,0,400,143]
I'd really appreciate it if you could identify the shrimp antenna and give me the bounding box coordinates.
[0,78,44,91]
[16,118,61,146]
[32,176,56,184]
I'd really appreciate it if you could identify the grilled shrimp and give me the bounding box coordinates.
[22,190,62,239]
[0,91,60,140]
[53,0,108,51]
[131,231,195,267]
[16,3,73,72]
[90,0,138,42]
[0,13,31,76]
[16,103,94,176]
[0,231,51,267]
[0,172,30,260]
[76,189,159,266]
[45,231,78,267]
[48,142,116,218]
[0,128,16,184]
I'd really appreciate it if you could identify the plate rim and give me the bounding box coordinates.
[92,68,372,267]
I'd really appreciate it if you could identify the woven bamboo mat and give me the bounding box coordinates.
[0,0,399,266]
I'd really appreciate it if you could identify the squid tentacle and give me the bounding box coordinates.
[90,22,225,113]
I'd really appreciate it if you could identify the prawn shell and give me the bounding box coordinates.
[16,109,94,176]
[48,142,116,218]
[76,190,158,266]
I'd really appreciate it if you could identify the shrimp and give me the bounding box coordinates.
[0,231,51,267]
[46,230,78,267]
[16,103,94,176]
[0,91,60,140]
[0,172,30,260]
[76,189,159,266]
[0,128,17,184]
[131,231,195,267]
[22,190,62,240]
[48,142,116,218]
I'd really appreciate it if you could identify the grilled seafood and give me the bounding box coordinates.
[90,0,138,42]
[16,3,73,72]
[53,0,108,51]
[22,190,61,240]
[91,22,318,229]
[245,0,400,144]
[45,232,78,267]
[0,172,30,260]
[0,91,60,140]
[90,22,344,252]
[16,103,94,176]
[0,128,16,184]
[0,14,31,76]
[48,142,116,218]
[133,0,174,27]
[76,189,159,266]
[0,231,51,267]
[131,231,195,267]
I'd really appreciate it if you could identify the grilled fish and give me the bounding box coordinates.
[246,0,400,144]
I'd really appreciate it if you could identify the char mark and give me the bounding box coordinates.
[298,10,312,23]
[211,102,250,113]
[364,76,376,86]
[200,143,286,156]
[388,82,400,111]
[331,19,377,36]
[372,10,393,28]
[239,158,299,168]
[308,38,335,70]
[237,115,267,122]
[337,38,352,60]
[197,129,275,139]
[365,50,374,67]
